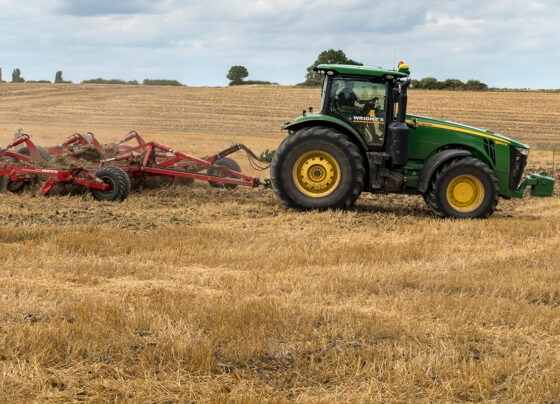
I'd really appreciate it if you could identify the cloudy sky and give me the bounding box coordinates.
[0,0,559,88]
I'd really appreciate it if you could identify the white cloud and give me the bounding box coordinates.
[0,0,558,87]
[425,12,483,31]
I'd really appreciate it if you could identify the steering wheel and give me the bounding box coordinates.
[361,97,379,116]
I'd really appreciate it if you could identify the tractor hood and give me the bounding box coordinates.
[406,114,529,149]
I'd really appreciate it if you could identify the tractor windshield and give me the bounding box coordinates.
[326,77,387,146]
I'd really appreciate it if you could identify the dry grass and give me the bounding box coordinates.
[1,83,560,402]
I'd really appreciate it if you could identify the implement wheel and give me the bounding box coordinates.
[271,126,364,210]
[424,156,499,218]
[207,157,241,189]
[17,146,52,162]
[90,166,131,202]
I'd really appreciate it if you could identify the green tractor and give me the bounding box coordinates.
[270,62,555,218]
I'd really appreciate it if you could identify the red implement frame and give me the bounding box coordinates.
[100,141,263,188]
[0,133,41,162]
[46,132,104,155]
[110,131,146,152]
[0,161,109,195]
[4,130,149,162]
[46,130,145,155]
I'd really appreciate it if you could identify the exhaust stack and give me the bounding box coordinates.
[387,79,411,166]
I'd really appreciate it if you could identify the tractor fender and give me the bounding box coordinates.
[417,149,471,193]
[282,119,369,152]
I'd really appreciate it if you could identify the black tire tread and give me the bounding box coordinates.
[271,126,365,210]
[424,156,499,218]
[90,166,131,202]
[207,157,241,189]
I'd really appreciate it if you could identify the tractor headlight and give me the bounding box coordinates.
[515,147,529,156]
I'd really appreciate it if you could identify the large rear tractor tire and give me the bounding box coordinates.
[0,175,5,193]
[270,126,365,210]
[90,166,131,202]
[207,157,241,189]
[424,156,499,218]
[17,146,52,162]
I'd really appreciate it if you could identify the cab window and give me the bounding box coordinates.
[327,77,387,146]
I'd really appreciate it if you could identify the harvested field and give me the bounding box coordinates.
[1,83,560,402]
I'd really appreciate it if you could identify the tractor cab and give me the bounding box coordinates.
[322,76,388,146]
[314,63,411,151]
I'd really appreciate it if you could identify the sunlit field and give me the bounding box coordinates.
[1,83,560,402]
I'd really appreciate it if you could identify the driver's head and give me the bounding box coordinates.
[344,81,354,89]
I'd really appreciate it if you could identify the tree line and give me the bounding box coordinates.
[296,49,490,90]
[410,77,488,91]
[4,68,183,86]
[4,55,534,92]
[225,49,490,90]
[9,69,71,83]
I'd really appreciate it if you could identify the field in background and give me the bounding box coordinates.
[1,84,560,402]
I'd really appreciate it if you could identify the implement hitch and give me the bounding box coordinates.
[99,141,270,189]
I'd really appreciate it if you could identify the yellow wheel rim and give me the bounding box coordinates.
[293,150,340,197]
[446,174,484,212]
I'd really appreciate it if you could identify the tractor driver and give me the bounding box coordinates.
[337,81,360,109]
[335,80,384,146]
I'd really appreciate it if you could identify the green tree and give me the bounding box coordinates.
[304,49,362,86]
[419,77,439,90]
[464,79,488,91]
[55,71,64,83]
[227,66,249,84]
[11,68,24,83]
[442,78,464,90]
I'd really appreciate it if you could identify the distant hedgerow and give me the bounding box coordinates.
[411,78,488,91]
[82,78,139,85]
[142,79,183,86]
[229,80,275,86]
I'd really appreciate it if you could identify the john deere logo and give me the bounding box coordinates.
[369,110,375,118]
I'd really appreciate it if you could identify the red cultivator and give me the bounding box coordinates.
[0,130,270,202]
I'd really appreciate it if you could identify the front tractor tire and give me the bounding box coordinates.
[424,157,499,219]
[271,126,365,210]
